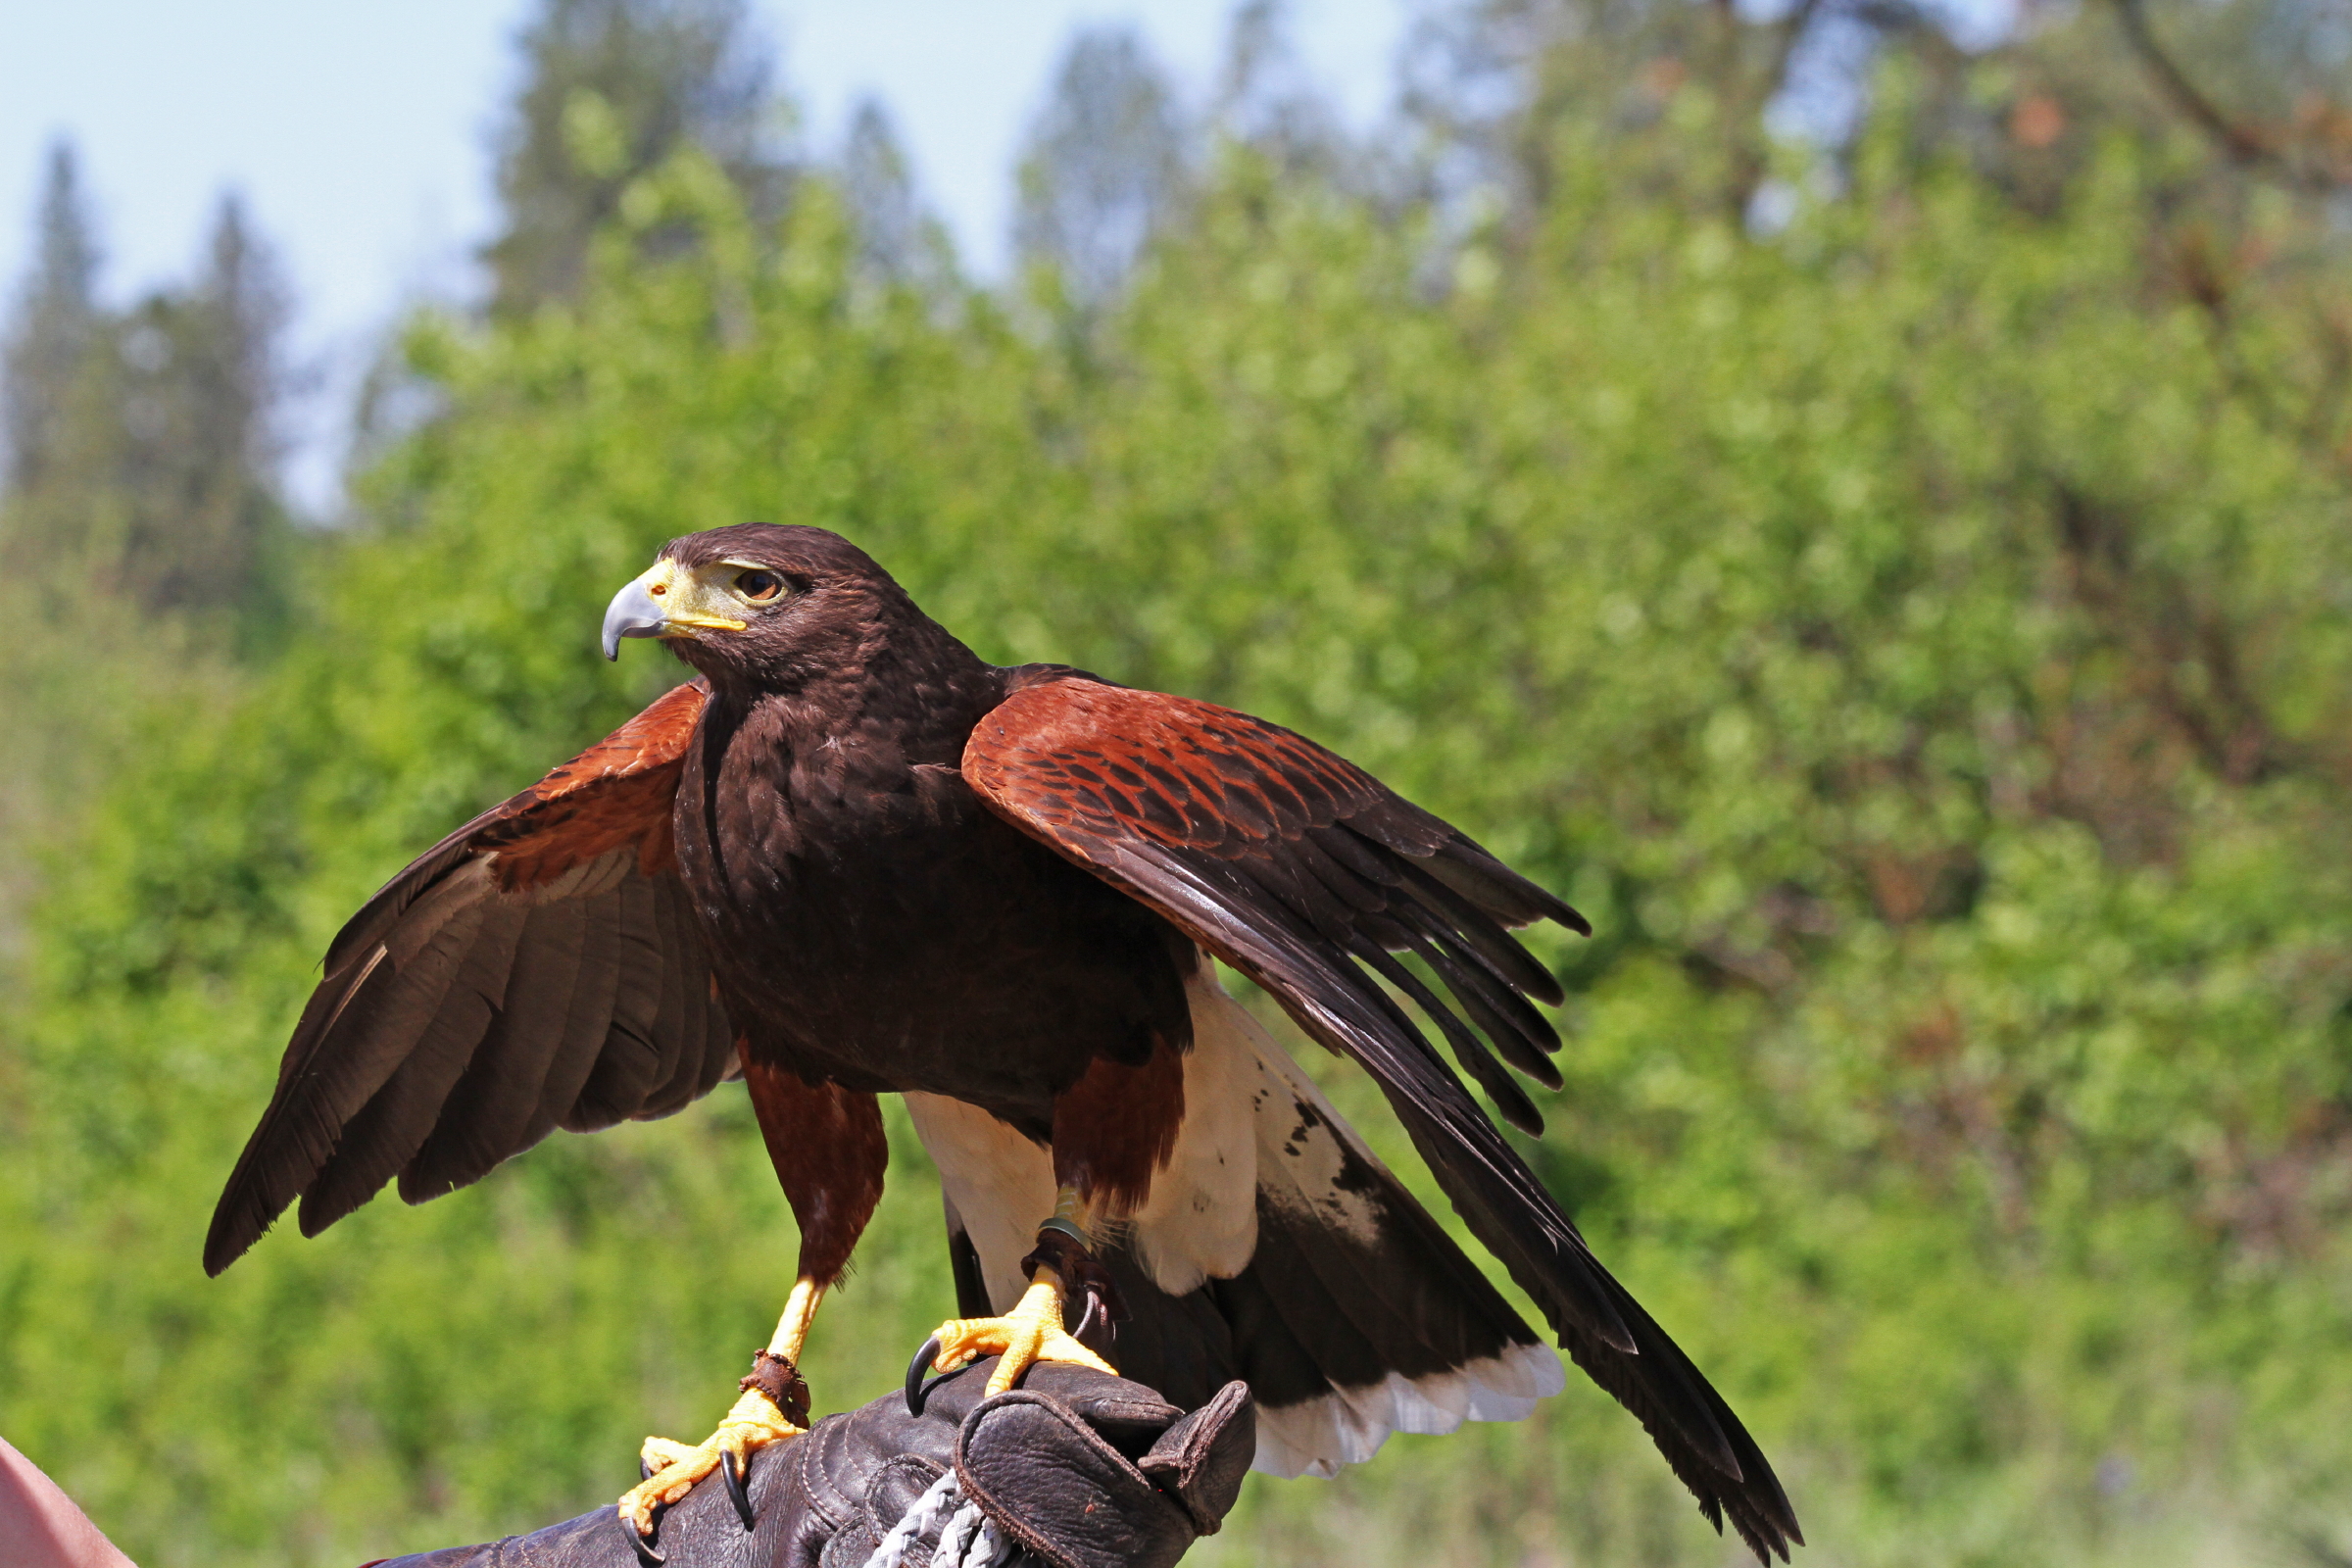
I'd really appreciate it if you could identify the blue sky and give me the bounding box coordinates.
[0,1,1412,504]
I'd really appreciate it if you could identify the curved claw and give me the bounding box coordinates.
[721,1446,756,1533]
[1071,1289,1100,1344]
[639,1456,656,1482]
[905,1334,953,1417]
[619,1511,665,1568]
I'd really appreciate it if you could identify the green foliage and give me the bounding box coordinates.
[5,37,2352,1568]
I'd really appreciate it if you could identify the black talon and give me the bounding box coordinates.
[639,1457,656,1482]
[905,1335,949,1417]
[722,1447,757,1532]
[1072,1289,1100,1344]
[620,1512,665,1568]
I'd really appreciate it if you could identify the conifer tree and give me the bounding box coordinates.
[1,140,107,521]
[109,194,290,619]
[1013,25,1188,308]
[1,157,290,627]
[839,96,953,293]
[484,0,788,313]
[1214,0,1350,179]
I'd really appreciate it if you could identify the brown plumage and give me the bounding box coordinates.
[207,523,1800,1561]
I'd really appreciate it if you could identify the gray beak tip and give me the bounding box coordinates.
[601,578,667,662]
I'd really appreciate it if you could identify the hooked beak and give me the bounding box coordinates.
[602,577,668,661]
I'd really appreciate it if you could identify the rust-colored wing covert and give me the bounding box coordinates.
[962,673,1799,1563]
[205,679,735,1275]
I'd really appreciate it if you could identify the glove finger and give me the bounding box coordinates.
[1138,1381,1254,1535]
[956,1391,1196,1568]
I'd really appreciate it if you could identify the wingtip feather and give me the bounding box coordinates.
[200,1213,257,1278]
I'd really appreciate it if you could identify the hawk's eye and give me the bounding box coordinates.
[734,569,785,605]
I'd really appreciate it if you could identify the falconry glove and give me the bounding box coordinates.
[365,1361,1254,1568]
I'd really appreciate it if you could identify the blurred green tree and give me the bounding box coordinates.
[483,0,790,314]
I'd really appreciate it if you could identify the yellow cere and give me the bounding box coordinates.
[639,558,750,634]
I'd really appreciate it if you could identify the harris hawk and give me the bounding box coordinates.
[205,524,1801,1562]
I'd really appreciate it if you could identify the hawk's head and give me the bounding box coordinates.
[601,523,907,687]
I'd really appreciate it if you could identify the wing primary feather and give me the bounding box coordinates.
[1372,888,1563,1052]
[1406,928,1565,1091]
[1287,829,1564,1088]
[278,862,497,1121]
[1386,852,1570,1008]
[640,876,711,1118]
[684,937,734,1099]
[1347,934,1544,1136]
[524,886,628,1143]
[1350,905,1429,955]
[1557,1271,1802,1560]
[399,891,595,1201]
[203,944,401,1273]
[1301,821,1405,889]
[1233,848,1365,950]
[564,875,667,1131]
[222,882,495,1255]
[301,900,527,1232]
[319,838,483,977]
[1420,837,1591,935]
[1284,828,1395,916]
[1377,1096,1742,1478]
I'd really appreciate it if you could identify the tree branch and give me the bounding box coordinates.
[2109,0,2342,191]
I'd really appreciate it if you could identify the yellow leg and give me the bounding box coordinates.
[767,1277,825,1363]
[616,1278,819,1535]
[921,1188,1116,1398]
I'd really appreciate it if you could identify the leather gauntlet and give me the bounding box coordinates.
[368,1361,1253,1568]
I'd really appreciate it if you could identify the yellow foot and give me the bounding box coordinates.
[617,1352,808,1541]
[920,1270,1115,1400]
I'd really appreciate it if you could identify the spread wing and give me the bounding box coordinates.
[205,679,735,1276]
[962,671,1800,1563]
